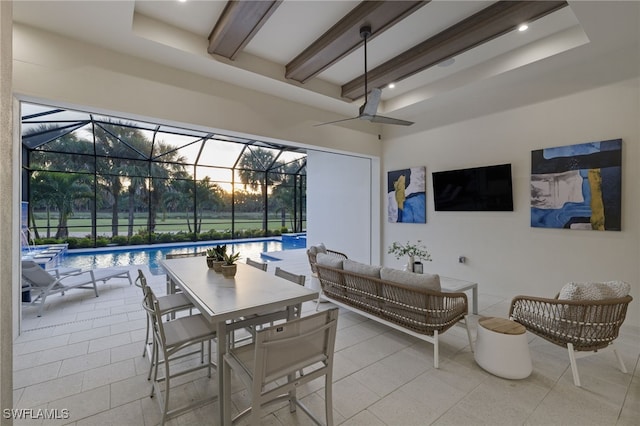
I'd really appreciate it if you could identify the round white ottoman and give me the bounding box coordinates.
[474,317,532,379]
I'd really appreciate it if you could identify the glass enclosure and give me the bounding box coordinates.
[21,102,306,248]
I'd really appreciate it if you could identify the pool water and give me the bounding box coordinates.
[59,238,304,275]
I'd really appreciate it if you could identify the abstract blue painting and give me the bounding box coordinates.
[531,139,621,230]
[388,167,426,223]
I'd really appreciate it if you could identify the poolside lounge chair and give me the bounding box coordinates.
[21,260,133,317]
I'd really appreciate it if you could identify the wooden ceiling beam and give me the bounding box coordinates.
[341,0,568,100]
[285,1,428,83]
[208,0,282,60]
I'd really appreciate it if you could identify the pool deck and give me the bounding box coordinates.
[20,248,313,331]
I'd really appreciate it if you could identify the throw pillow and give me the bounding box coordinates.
[558,281,631,301]
[343,259,381,278]
[380,267,441,291]
[316,252,343,269]
[316,243,327,254]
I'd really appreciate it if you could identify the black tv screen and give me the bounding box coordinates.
[432,163,514,211]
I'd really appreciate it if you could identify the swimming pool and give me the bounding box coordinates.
[59,236,306,275]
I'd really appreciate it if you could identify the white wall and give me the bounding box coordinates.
[382,78,640,324]
[307,150,380,265]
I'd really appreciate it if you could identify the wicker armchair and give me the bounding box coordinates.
[306,245,348,274]
[509,294,632,386]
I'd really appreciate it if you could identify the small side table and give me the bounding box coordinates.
[474,316,532,379]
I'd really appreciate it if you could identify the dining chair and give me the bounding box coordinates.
[135,269,194,358]
[165,251,206,295]
[142,285,218,425]
[275,267,306,317]
[223,308,339,426]
[244,267,307,336]
[246,257,268,271]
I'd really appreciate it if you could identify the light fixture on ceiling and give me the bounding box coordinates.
[387,83,396,89]
[438,58,456,67]
[518,23,529,32]
[315,26,414,127]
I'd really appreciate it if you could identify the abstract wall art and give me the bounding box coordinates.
[530,138,622,231]
[388,166,426,223]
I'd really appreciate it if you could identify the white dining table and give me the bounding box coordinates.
[160,257,319,424]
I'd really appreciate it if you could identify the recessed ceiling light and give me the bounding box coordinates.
[178,0,187,3]
[518,24,529,32]
[438,58,455,67]
[387,83,395,89]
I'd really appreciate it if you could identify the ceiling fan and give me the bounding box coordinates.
[316,25,414,127]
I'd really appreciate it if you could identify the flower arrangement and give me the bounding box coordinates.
[388,240,432,262]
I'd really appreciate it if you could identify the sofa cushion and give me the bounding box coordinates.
[343,259,381,278]
[380,267,441,291]
[316,252,343,269]
[558,281,630,301]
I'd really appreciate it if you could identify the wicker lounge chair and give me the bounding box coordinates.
[21,260,133,317]
[509,292,632,386]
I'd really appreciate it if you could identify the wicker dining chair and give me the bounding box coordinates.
[509,293,632,386]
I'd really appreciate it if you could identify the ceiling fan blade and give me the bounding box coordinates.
[369,115,414,126]
[313,116,359,127]
[360,88,382,117]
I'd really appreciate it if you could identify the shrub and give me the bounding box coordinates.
[129,235,145,245]
[65,237,78,249]
[157,233,174,243]
[75,238,93,248]
[111,235,128,246]
[95,237,109,247]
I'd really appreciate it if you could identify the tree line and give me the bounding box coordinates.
[24,120,305,241]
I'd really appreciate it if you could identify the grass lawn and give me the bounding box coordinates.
[31,212,303,235]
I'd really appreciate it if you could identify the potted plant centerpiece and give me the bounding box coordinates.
[221,251,241,278]
[388,240,432,273]
[207,245,227,272]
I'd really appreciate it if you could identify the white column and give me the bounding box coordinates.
[0,0,14,422]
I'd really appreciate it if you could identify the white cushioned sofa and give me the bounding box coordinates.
[309,247,473,368]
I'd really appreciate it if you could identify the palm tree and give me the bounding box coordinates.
[24,124,94,238]
[270,158,306,231]
[30,171,93,238]
[92,120,150,237]
[237,147,284,231]
[192,177,225,235]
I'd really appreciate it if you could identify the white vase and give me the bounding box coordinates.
[406,255,415,272]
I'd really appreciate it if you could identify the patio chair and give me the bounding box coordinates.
[135,269,195,359]
[142,285,217,425]
[21,260,133,317]
[222,308,339,426]
[246,257,268,271]
[509,282,632,387]
[165,251,206,295]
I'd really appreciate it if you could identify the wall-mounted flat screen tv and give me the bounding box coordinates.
[432,163,514,211]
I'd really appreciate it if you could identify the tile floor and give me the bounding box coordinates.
[13,250,640,425]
